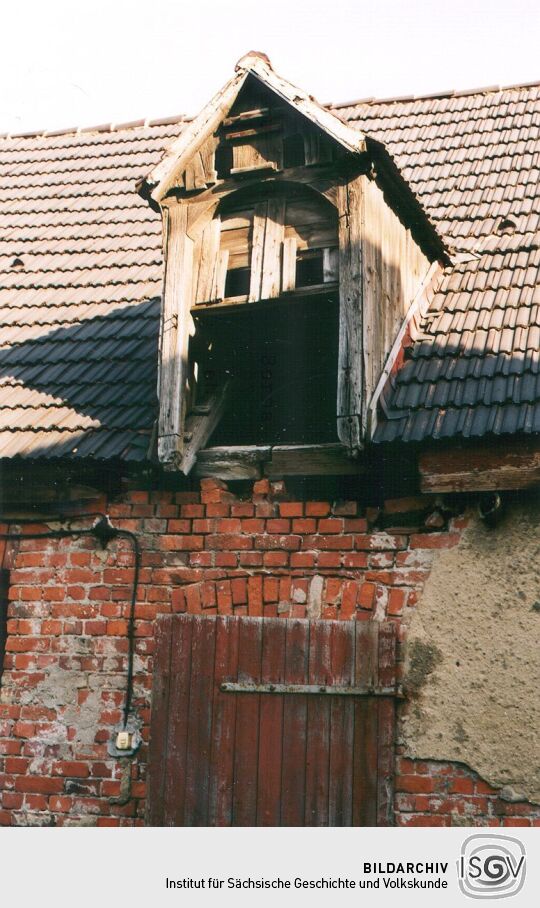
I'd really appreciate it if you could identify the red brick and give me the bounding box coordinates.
[302,535,353,550]
[255,535,300,551]
[409,533,461,549]
[292,518,316,533]
[358,583,376,609]
[263,552,288,567]
[231,578,247,605]
[167,519,191,533]
[340,581,358,619]
[387,588,407,616]
[160,535,204,551]
[344,518,368,532]
[305,502,331,517]
[215,552,238,568]
[266,518,290,533]
[253,479,270,495]
[181,504,204,518]
[396,775,437,794]
[206,534,252,551]
[247,577,263,616]
[318,518,344,534]
[15,776,64,794]
[231,503,255,517]
[317,552,342,568]
[106,620,128,636]
[241,519,265,533]
[290,552,316,568]
[278,503,303,517]
[448,777,475,795]
[239,552,263,566]
[263,577,279,603]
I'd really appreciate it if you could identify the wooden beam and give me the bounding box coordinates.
[260,197,285,299]
[337,176,364,450]
[419,440,540,493]
[248,201,267,301]
[195,445,271,481]
[179,381,231,476]
[282,236,297,292]
[266,444,364,476]
[195,217,221,304]
[158,202,194,466]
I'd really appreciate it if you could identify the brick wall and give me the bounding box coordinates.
[0,477,538,826]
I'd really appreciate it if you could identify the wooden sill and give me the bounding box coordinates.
[195,443,364,480]
[192,283,339,315]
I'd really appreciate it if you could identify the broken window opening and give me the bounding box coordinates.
[296,249,324,288]
[191,293,339,448]
[224,266,251,298]
[215,144,234,180]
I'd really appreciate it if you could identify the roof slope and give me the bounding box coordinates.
[0,119,183,459]
[0,81,539,459]
[334,86,540,441]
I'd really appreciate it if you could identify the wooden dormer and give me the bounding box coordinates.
[141,53,448,475]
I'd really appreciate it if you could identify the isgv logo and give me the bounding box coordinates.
[458,835,526,899]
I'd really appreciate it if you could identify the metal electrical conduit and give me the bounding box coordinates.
[0,513,140,729]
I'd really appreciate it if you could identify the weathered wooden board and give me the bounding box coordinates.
[157,203,194,464]
[419,440,540,492]
[337,176,364,449]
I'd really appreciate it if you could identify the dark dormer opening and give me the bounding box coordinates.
[215,144,234,179]
[283,133,305,168]
[296,249,324,288]
[224,266,251,298]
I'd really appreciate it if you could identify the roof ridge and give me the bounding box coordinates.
[2,74,540,139]
[2,114,187,141]
[329,78,540,110]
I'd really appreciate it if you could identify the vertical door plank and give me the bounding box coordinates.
[161,615,193,826]
[282,236,297,292]
[256,619,286,826]
[260,197,285,299]
[248,202,268,301]
[327,621,355,826]
[183,616,216,825]
[337,176,364,448]
[304,620,333,826]
[147,615,173,826]
[158,203,194,463]
[196,217,221,304]
[280,619,310,826]
[377,623,396,826]
[352,622,379,826]
[208,616,240,826]
[232,618,263,825]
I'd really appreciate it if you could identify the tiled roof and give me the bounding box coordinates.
[333,84,540,442]
[0,81,539,459]
[0,120,184,459]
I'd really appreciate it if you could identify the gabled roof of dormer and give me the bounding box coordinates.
[142,51,367,202]
[140,52,448,263]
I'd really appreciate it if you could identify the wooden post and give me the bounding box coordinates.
[337,176,364,450]
[157,201,194,465]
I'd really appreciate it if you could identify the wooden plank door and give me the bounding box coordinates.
[147,615,397,827]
